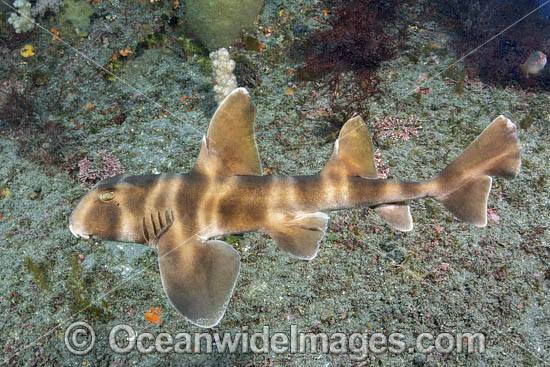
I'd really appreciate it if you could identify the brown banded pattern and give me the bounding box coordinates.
[69,88,521,328]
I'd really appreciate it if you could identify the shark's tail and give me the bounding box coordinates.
[431,115,521,227]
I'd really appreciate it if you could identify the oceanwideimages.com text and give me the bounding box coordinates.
[65,322,486,358]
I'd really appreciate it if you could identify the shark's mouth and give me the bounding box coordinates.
[69,223,91,240]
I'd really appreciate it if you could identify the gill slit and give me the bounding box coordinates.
[142,209,174,248]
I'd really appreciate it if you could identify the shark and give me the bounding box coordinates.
[69,88,522,328]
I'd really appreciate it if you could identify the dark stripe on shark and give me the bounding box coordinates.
[92,173,128,190]
[291,175,325,210]
[106,204,122,241]
[123,174,163,188]
[122,175,163,231]
[346,176,383,207]
[216,177,267,232]
[152,174,176,216]
[178,173,209,230]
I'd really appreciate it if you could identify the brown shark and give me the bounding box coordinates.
[69,88,522,328]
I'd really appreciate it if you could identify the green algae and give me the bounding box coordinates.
[454,70,467,94]
[55,0,93,38]
[519,111,536,129]
[102,56,125,82]
[67,253,112,321]
[24,257,50,291]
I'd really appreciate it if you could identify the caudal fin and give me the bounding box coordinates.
[434,115,521,226]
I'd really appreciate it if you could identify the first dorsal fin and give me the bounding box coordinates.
[321,116,377,178]
[322,116,413,231]
[193,88,262,176]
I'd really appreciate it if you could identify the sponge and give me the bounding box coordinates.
[185,0,264,50]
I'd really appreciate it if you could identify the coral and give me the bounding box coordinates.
[77,150,124,187]
[31,0,64,17]
[210,48,238,103]
[372,115,422,142]
[184,0,265,50]
[8,0,35,33]
[373,149,389,178]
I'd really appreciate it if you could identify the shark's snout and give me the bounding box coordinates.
[69,206,92,240]
[69,221,91,239]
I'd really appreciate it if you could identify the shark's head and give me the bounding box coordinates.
[69,174,158,243]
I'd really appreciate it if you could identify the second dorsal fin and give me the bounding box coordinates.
[321,116,413,231]
[321,116,377,178]
[193,88,262,177]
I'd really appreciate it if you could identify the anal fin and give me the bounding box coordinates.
[375,202,413,232]
[266,212,329,260]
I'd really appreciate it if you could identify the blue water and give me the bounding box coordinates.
[537,0,550,18]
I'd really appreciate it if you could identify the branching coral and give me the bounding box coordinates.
[77,150,124,187]
[8,0,35,33]
[210,48,238,103]
[372,115,422,142]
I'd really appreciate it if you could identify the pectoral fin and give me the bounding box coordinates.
[157,228,240,328]
[266,211,329,260]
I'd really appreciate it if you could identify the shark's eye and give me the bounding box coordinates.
[99,191,115,202]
